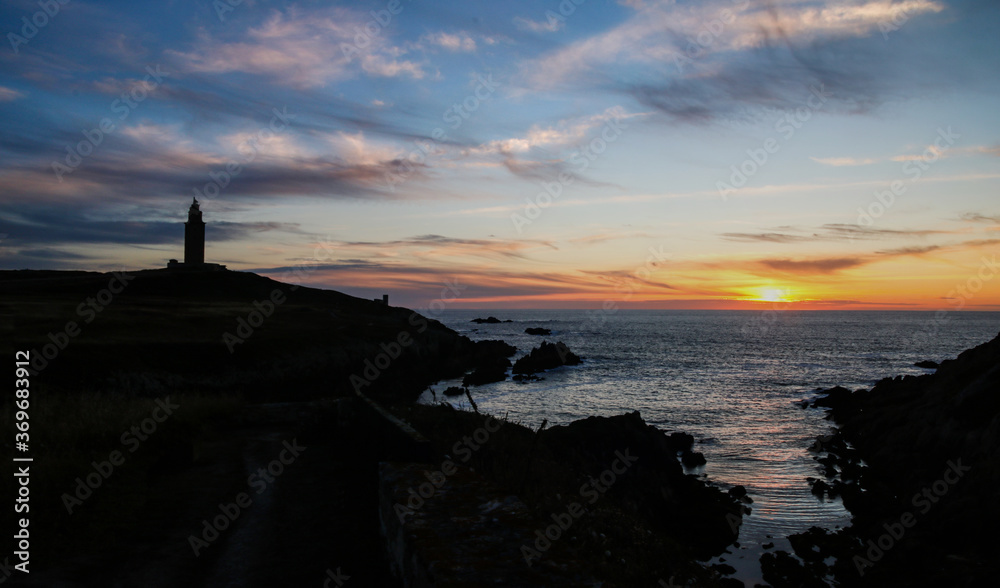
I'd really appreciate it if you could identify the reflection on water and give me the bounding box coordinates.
[420,309,1000,584]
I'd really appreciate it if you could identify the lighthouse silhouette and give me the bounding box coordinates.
[184,197,205,265]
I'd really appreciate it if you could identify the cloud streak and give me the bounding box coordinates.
[167,6,424,88]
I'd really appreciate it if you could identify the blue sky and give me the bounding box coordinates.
[1,0,999,308]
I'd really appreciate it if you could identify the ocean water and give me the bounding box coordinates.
[418,309,1000,584]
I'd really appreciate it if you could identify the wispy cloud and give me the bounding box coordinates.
[873,244,944,256]
[167,7,423,88]
[520,0,946,91]
[512,0,960,126]
[329,234,558,262]
[513,15,564,33]
[821,224,950,240]
[745,234,994,277]
[891,144,1000,162]
[0,206,302,247]
[723,224,951,243]
[420,31,478,52]
[466,106,641,156]
[0,86,24,101]
[811,156,878,166]
[459,106,646,184]
[722,232,819,243]
[960,212,1000,224]
[758,257,867,274]
[568,231,651,245]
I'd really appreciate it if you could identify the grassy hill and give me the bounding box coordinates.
[1,267,508,580]
[1,267,491,401]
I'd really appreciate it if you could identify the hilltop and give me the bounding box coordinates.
[0,268,499,401]
[1,268,749,587]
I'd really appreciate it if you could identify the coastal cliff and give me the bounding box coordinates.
[2,269,744,586]
[0,268,506,401]
[776,330,1000,587]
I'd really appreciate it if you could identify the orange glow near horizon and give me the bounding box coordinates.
[250,240,1000,311]
[4,0,1000,318]
[748,287,794,303]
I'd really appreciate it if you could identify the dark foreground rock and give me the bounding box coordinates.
[463,359,510,386]
[808,385,852,410]
[666,430,708,469]
[512,341,582,375]
[914,359,939,369]
[792,330,1000,587]
[21,401,400,587]
[394,404,746,585]
[461,339,516,386]
[540,412,744,560]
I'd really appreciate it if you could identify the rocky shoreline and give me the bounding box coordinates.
[766,330,1000,587]
[1,270,750,586]
[9,269,994,586]
[391,404,749,586]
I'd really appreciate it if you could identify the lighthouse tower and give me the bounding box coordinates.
[184,197,205,265]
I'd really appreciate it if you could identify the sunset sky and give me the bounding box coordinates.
[1,0,998,309]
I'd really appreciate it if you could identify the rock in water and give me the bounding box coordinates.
[681,450,707,468]
[471,316,511,324]
[462,358,510,386]
[525,327,551,336]
[512,341,582,375]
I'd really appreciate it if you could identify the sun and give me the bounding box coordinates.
[758,288,789,303]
